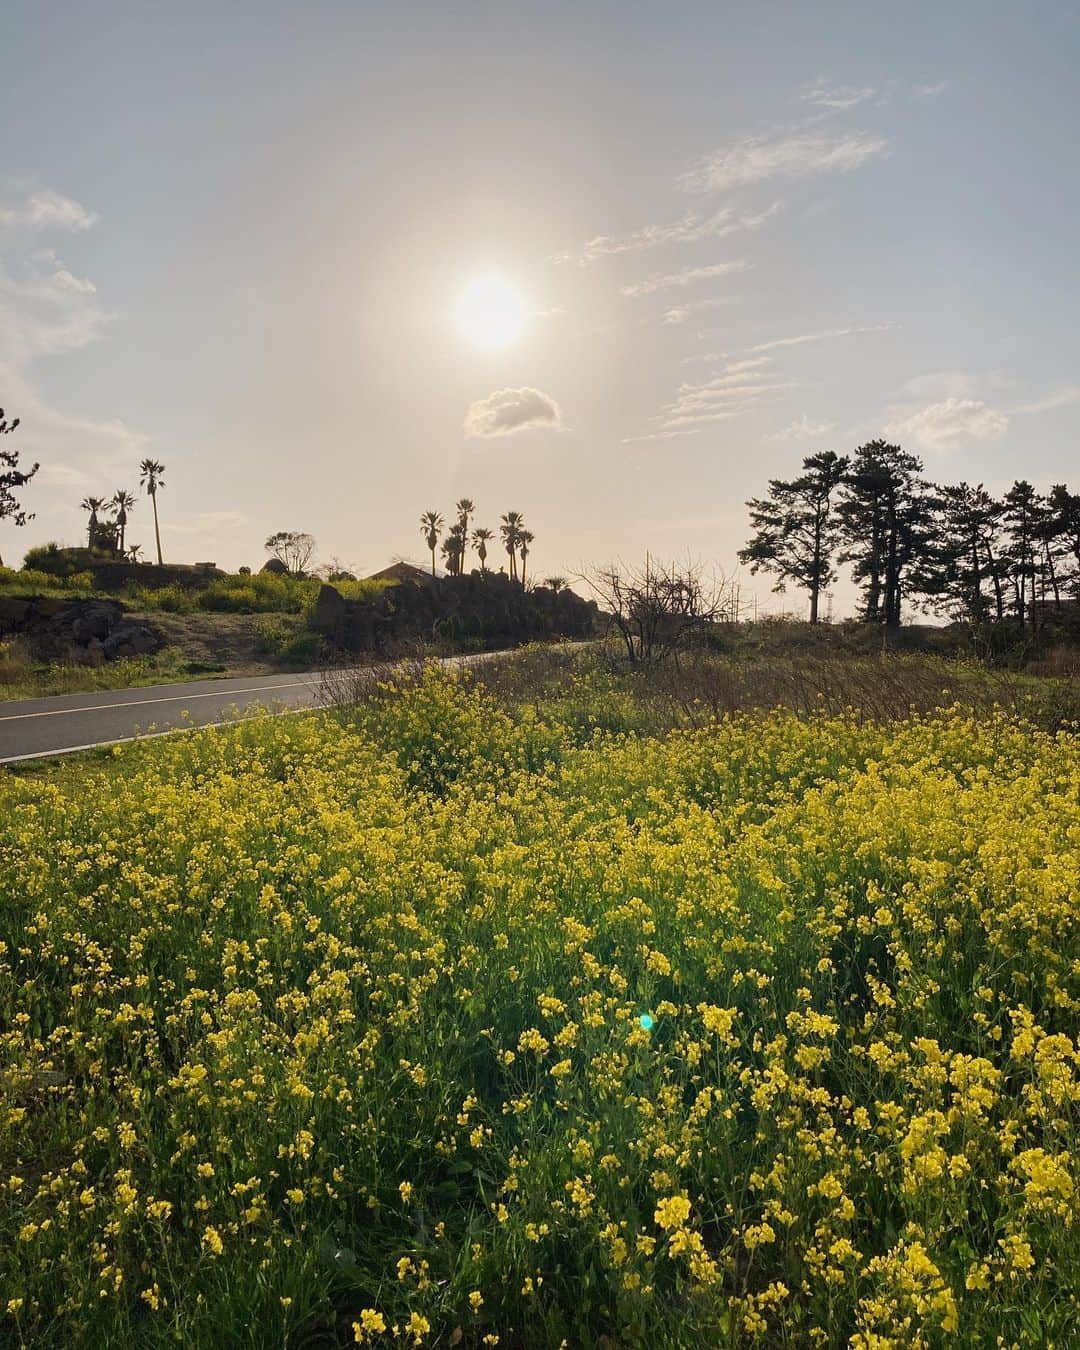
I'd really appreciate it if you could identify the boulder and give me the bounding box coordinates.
[0,596,30,633]
[311,584,347,636]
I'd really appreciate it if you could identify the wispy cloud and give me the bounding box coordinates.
[772,414,836,440]
[661,297,736,325]
[748,322,893,353]
[625,355,791,442]
[801,78,876,112]
[1007,386,1080,415]
[622,260,748,298]
[567,202,782,265]
[680,130,887,193]
[911,81,949,100]
[464,387,562,438]
[886,397,1008,453]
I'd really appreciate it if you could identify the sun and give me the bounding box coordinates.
[455,274,528,349]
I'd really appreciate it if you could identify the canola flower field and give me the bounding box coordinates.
[1,667,1078,1347]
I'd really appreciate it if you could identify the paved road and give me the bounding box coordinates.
[0,669,335,763]
[0,649,522,764]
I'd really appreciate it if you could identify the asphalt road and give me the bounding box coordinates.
[0,669,334,763]
[0,649,523,764]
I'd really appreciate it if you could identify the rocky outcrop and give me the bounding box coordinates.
[0,596,164,664]
[310,573,598,654]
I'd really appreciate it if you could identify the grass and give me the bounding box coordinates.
[0,565,390,616]
[0,641,229,703]
[1,654,1078,1346]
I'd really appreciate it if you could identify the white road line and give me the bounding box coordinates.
[0,702,320,763]
[0,679,322,722]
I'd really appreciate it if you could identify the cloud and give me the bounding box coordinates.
[748,322,893,353]
[901,370,979,399]
[772,414,836,440]
[1007,386,1080,415]
[2,188,98,232]
[911,81,949,100]
[680,130,887,193]
[569,202,782,264]
[50,268,96,294]
[622,260,747,297]
[626,355,791,441]
[464,387,562,438]
[886,398,1008,453]
[661,297,735,325]
[801,78,876,112]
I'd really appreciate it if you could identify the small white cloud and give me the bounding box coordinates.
[772,414,836,440]
[51,269,96,294]
[24,189,98,232]
[681,130,887,193]
[622,260,747,298]
[464,387,562,438]
[801,78,876,112]
[911,81,949,100]
[887,397,1008,453]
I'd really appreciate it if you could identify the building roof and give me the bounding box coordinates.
[365,560,434,586]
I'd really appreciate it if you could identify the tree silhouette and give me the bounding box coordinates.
[1002,481,1041,629]
[929,482,1005,624]
[472,526,493,572]
[443,522,467,576]
[837,442,934,627]
[738,451,848,623]
[139,459,166,564]
[500,511,524,582]
[455,499,475,571]
[111,489,136,557]
[264,531,316,575]
[81,496,106,551]
[0,409,37,569]
[1047,485,1080,602]
[518,529,534,588]
[420,510,444,576]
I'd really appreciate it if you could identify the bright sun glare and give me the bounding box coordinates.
[455,274,528,349]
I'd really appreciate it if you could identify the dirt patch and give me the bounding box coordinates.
[130,611,303,672]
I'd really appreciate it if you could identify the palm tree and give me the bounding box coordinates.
[455,498,475,571]
[139,459,166,564]
[80,496,105,550]
[420,510,444,576]
[500,511,524,582]
[544,575,567,593]
[444,522,467,576]
[111,489,135,556]
[472,526,493,572]
[518,529,534,587]
[128,542,143,562]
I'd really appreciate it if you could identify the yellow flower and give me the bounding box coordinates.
[654,1195,692,1230]
[354,1309,387,1338]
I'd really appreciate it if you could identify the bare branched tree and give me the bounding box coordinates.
[264,530,316,575]
[580,555,737,665]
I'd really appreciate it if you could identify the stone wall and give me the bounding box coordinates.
[0,596,164,663]
[310,573,598,653]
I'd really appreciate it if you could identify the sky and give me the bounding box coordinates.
[2,1,1078,614]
